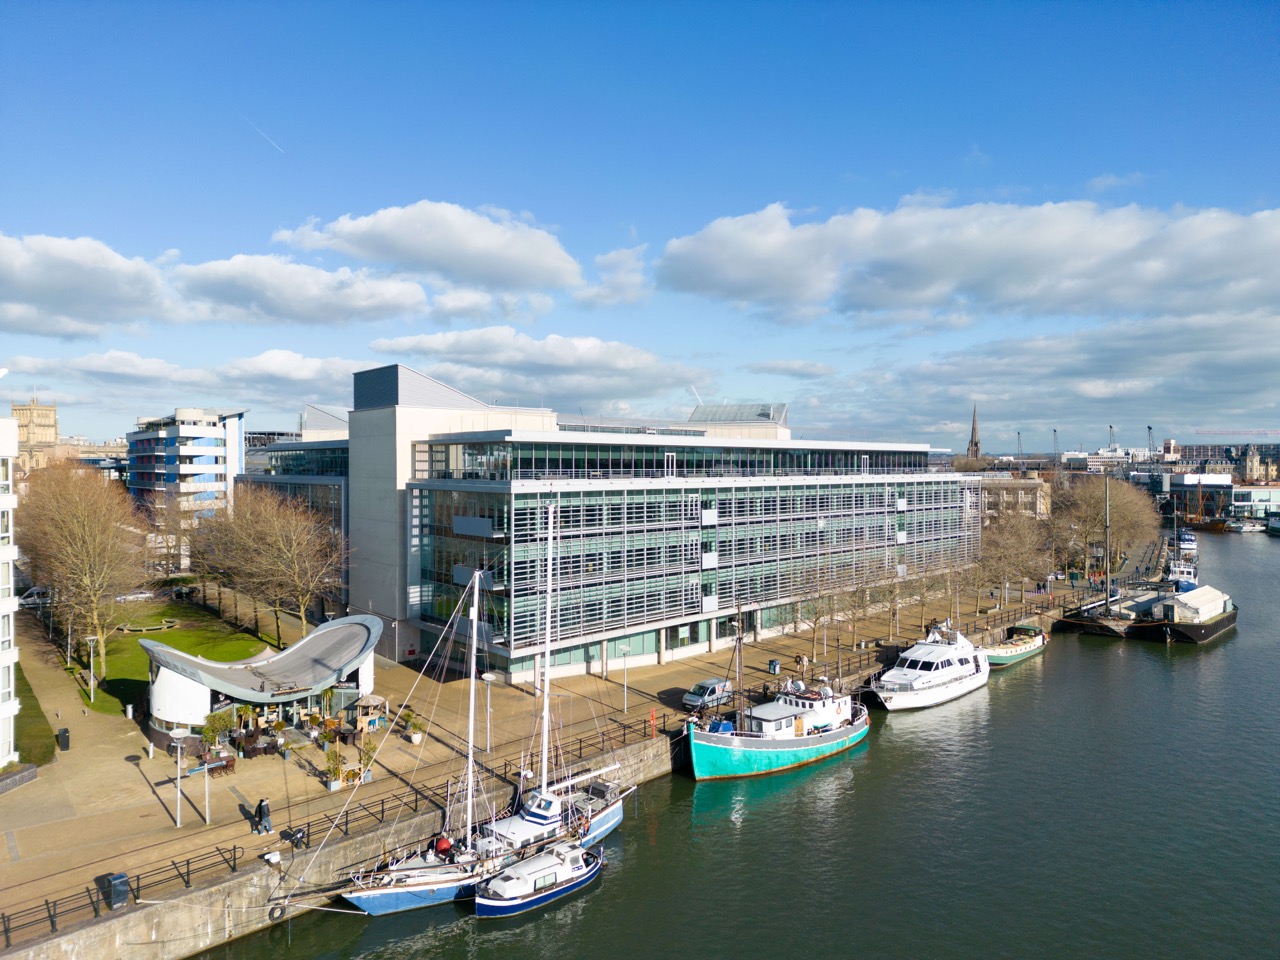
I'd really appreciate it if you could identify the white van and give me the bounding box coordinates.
[19,587,49,608]
[681,678,734,711]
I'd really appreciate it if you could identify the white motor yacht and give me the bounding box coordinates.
[870,620,989,711]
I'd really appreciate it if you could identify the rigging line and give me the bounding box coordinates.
[277,570,486,902]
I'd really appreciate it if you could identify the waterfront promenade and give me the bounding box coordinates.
[0,588,1058,952]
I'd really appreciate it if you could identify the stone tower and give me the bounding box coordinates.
[966,406,981,459]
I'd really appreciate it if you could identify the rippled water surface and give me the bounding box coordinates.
[197,533,1280,960]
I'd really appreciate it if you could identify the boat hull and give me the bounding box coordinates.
[342,872,477,915]
[986,644,1046,668]
[578,794,627,846]
[872,667,988,711]
[474,855,602,918]
[1052,615,1129,638]
[1127,608,1239,644]
[688,716,869,780]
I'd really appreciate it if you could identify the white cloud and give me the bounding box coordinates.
[3,349,362,435]
[274,200,583,291]
[173,255,427,325]
[1087,172,1148,193]
[0,232,169,336]
[656,200,1280,324]
[575,245,652,307]
[370,325,703,409]
[744,359,836,379]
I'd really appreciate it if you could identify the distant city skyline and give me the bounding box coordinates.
[2,1,1278,452]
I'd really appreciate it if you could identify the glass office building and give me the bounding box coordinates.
[407,432,980,676]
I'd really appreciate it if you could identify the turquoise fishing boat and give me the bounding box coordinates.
[984,624,1048,669]
[687,683,869,780]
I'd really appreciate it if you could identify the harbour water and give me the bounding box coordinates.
[197,533,1280,960]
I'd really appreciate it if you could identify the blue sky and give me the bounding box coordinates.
[2,1,1278,453]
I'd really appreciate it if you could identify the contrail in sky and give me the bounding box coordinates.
[240,113,285,153]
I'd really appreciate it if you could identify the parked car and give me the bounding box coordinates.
[115,590,154,602]
[681,678,734,711]
[19,587,49,608]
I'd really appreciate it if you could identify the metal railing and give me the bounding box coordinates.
[0,708,682,950]
[0,846,244,949]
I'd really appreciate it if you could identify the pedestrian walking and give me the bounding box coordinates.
[254,797,272,835]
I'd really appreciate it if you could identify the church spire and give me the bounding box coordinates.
[966,405,981,459]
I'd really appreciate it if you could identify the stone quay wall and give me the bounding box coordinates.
[6,736,674,960]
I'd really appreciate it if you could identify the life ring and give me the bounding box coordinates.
[268,905,286,922]
[836,703,843,715]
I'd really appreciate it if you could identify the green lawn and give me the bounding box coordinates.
[14,662,56,766]
[77,601,268,717]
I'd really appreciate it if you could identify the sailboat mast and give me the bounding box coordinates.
[1104,476,1112,613]
[464,572,479,842]
[541,503,554,794]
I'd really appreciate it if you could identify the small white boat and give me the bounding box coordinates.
[474,842,603,918]
[1166,557,1198,592]
[870,620,989,711]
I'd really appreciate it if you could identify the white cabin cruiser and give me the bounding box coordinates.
[870,620,989,711]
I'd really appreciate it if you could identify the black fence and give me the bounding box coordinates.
[0,707,682,950]
[0,845,244,949]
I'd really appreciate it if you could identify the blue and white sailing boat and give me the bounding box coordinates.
[336,573,498,915]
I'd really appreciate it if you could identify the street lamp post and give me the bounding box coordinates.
[619,646,631,713]
[170,727,191,828]
[87,637,95,703]
[481,672,496,752]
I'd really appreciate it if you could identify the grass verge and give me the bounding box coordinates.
[14,662,57,766]
[75,601,268,718]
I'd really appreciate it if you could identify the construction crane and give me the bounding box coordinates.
[1108,424,1117,450]
[1053,428,1060,460]
[1016,431,1025,473]
[1148,426,1163,476]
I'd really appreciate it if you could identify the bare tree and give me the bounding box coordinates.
[193,485,345,646]
[16,461,145,679]
[1055,477,1160,580]
[979,509,1050,603]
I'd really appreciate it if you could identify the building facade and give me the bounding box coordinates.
[10,397,57,477]
[126,408,246,518]
[0,415,19,766]
[346,365,982,683]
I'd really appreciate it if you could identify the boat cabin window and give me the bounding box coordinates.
[958,657,969,665]
[774,721,784,731]
[534,873,557,891]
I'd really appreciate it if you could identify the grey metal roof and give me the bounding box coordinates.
[354,365,492,411]
[140,615,382,704]
[303,403,350,431]
[688,402,789,425]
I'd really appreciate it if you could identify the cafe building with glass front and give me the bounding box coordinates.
[141,614,381,749]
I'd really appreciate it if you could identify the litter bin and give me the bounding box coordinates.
[106,872,129,909]
[57,727,70,751]
[768,659,781,675]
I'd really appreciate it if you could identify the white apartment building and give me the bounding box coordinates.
[0,414,20,766]
[126,408,246,517]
